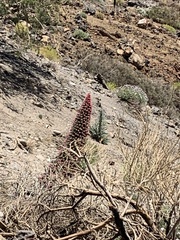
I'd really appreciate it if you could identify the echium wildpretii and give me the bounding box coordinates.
[65,93,92,148]
[40,93,92,186]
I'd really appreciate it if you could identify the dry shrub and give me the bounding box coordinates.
[121,124,180,239]
[80,53,180,117]
[0,127,179,240]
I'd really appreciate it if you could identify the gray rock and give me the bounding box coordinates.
[137,18,151,29]
[128,52,145,69]
[151,106,161,115]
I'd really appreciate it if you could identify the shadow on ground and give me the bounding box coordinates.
[0,39,52,97]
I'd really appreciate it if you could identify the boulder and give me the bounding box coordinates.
[128,52,145,69]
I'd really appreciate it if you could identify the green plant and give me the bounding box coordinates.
[73,29,90,41]
[35,7,51,26]
[15,21,30,39]
[38,45,60,61]
[41,93,92,184]
[0,2,7,15]
[79,11,87,19]
[90,110,109,145]
[163,24,176,34]
[106,81,117,90]
[117,85,148,105]
[95,11,104,20]
[173,82,180,90]
[146,6,180,29]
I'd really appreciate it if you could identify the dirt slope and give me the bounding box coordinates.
[0,38,179,183]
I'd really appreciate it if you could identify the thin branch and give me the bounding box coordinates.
[167,216,180,239]
[56,217,112,240]
[74,188,157,232]
[84,155,116,207]
[84,156,130,240]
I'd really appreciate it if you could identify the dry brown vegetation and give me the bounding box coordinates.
[1,124,179,240]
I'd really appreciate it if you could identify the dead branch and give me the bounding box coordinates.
[84,155,116,207]
[167,216,180,239]
[56,217,112,240]
[74,188,158,232]
[84,155,130,240]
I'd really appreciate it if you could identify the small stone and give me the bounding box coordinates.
[137,18,150,29]
[64,27,70,32]
[151,106,161,115]
[117,49,124,55]
[52,130,62,137]
[18,139,27,148]
[41,35,49,43]
[128,52,145,69]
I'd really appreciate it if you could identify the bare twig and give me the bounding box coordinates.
[84,155,116,207]
[167,216,180,239]
[56,217,112,240]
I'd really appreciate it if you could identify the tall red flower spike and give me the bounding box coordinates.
[40,93,92,186]
[65,93,92,148]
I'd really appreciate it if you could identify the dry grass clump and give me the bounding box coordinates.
[0,126,179,240]
[121,124,180,239]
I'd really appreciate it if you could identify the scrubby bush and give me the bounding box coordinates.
[146,5,180,29]
[80,53,179,117]
[0,0,66,30]
[15,21,30,39]
[95,11,104,20]
[38,45,60,61]
[106,81,117,90]
[73,29,90,41]
[117,84,148,105]
[163,24,176,34]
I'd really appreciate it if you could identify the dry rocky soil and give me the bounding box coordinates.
[0,0,180,239]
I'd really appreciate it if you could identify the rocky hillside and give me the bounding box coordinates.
[0,0,180,240]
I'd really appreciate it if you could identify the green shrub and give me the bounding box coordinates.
[106,81,117,90]
[173,82,180,91]
[15,21,30,39]
[117,85,148,105]
[38,46,60,61]
[80,52,179,117]
[79,11,87,19]
[146,6,180,29]
[0,2,7,15]
[163,24,176,34]
[95,12,104,20]
[73,29,90,41]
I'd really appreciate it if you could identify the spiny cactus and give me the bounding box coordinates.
[40,93,92,186]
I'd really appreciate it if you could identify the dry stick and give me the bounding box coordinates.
[84,156,130,240]
[37,194,87,224]
[56,217,112,240]
[75,188,157,232]
[167,216,180,239]
[84,155,116,207]
[0,232,16,237]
